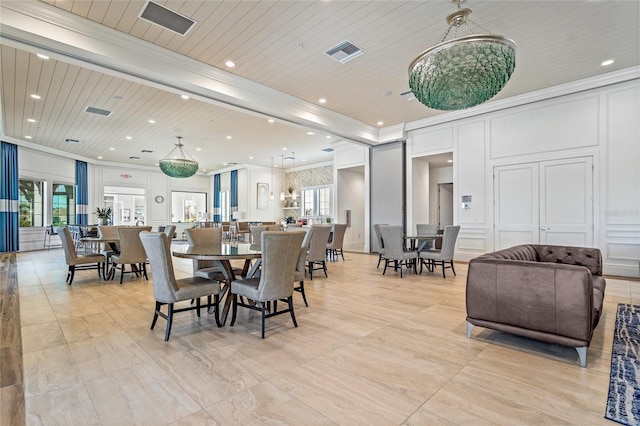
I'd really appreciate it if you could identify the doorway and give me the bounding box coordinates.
[103,186,147,226]
[438,183,454,228]
[493,156,594,249]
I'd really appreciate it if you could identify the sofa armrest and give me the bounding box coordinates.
[466,259,594,342]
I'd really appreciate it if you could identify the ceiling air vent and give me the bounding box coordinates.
[321,148,334,152]
[139,1,196,36]
[399,89,417,102]
[141,150,154,153]
[84,106,112,117]
[325,40,365,64]
[64,138,82,144]
[129,156,140,160]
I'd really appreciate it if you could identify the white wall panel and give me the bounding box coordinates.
[336,144,367,169]
[337,168,365,251]
[18,147,74,181]
[457,120,486,225]
[490,95,599,159]
[370,142,403,250]
[410,126,453,155]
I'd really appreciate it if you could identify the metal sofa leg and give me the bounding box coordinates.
[576,347,587,368]
[466,321,474,338]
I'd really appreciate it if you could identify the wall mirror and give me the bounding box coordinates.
[171,191,208,223]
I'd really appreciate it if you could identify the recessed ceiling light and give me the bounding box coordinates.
[223,163,228,166]
[30,94,41,99]
[275,164,279,168]
[282,147,287,151]
[196,147,201,151]
[36,53,50,60]
[109,147,115,151]
[148,119,156,124]
[225,60,235,68]
[319,98,327,104]
[181,94,189,100]
[326,135,332,139]
[97,156,103,159]
[25,135,32,139]
[226,135,232,140]
[126,136,132,140]
[302,159,307,162]
[377,121,384,126]
[27,118,36,123]
[306,132,315,135]
[268,119,274,123]
[447,159,453,163]
[249,156,254,160]
[601,59,615,66]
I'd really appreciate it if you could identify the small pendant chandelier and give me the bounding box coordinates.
[159,136,199,178]
[408,0,516,111]
[279,155,285,201]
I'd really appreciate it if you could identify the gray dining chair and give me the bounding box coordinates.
[326,223,348,261]
[306,225,332,279]
[163,225,176,239]
[230,231,305,338]
[249,225,269,246]
[56,226,105,285]
[418,225,461,278]
[379,225,418,278]
[294,227,314,306]
[416,224,439,251]
[110,226,152,284]
[140,232,222,340]
[97,225,121,273]
[373,224,387,269]
[184,227,233,281]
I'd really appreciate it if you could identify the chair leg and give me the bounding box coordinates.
[196,297,201,317]
[308,262,313,280]
[340,249,344,261]
[119,265,125,284]
[261,302,266,339]
[213,295,221,327]
[142,263,148,280]
[441,261,446,278]
[322,261,327,277]
[151,301,161,329]
[450,260,456,276]
[288,296,298,328]
[400,261,403,278]
[377,254,382,268]
[67,265,75,285]
[164,303,174,341]
[230,294,238,326]
[298,281,308,307]
[382,259,388,275]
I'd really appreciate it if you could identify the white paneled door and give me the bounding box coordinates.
[494,157,593,250]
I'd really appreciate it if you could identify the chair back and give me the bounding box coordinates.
[221,221,230,232]
[286,223,302,229]
[56,226,79,264]
[378,225,404,260]
[163,225,176,239]
[97,225,121,239]
[237,222,250,232]
[266,224,281,231]
[296,227,314,273]
[184,227,222,245]
[416,224,439,236]
[307,225,332,262]
[439,225,461,260]
[184,227,223,272]
[373,224,387,253]
[257,231,305,301]
[249,225,269,245]
[327,223,348,250]
[139,232,180,303]
[116,226,151,264]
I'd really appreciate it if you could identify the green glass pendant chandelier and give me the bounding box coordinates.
[409,0,516,111]
[159,136,199,178]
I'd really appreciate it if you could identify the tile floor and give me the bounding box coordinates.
[15,247,640,425]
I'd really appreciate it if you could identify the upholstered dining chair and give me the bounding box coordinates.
[249,225,269,246]
[163,225,176,240]
[326,223,348,261]
[140,232,222,341]
[373,224,387,269]
[379,225,418,278]
[97,225,121,270]
[294,227,314,306]
[306,225,332,279]
[56,226,105,285]
[184,227,235,281]
[416,224,439,251]
[230,231,305,338]
[110,226,152,284]
[418,225,461,278]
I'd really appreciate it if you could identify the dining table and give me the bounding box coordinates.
[80,236,121,279]
[172,242,262,325]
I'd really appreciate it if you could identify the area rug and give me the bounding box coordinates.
[605,303,640,425]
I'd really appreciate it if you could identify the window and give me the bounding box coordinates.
[301,185,332,217]
[171,191,207,223]
[52,183,76,226]
[19,179,44,227]
[220,190,230,221]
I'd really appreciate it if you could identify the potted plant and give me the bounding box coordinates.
[94,207,113,225]
[288,186,294,196]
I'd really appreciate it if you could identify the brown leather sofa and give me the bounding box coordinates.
[465,244,606,367]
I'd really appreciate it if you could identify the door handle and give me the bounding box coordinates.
[540,226,551,231]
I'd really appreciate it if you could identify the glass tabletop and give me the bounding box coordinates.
[172,242,261,260]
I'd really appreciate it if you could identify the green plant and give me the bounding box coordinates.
[288,186,294,194]
[94,207,113,219]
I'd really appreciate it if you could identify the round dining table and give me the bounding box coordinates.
[172,242,262,325]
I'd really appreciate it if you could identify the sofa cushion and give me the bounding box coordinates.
[476,245,538,262]
[533,245,602,276]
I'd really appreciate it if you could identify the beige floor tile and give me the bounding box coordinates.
[169,409,218,426]
[23,345,82,398]
[21,321,66,353]
[83,362,201,425]
[25,383,100,426]
[205,381,334,425]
